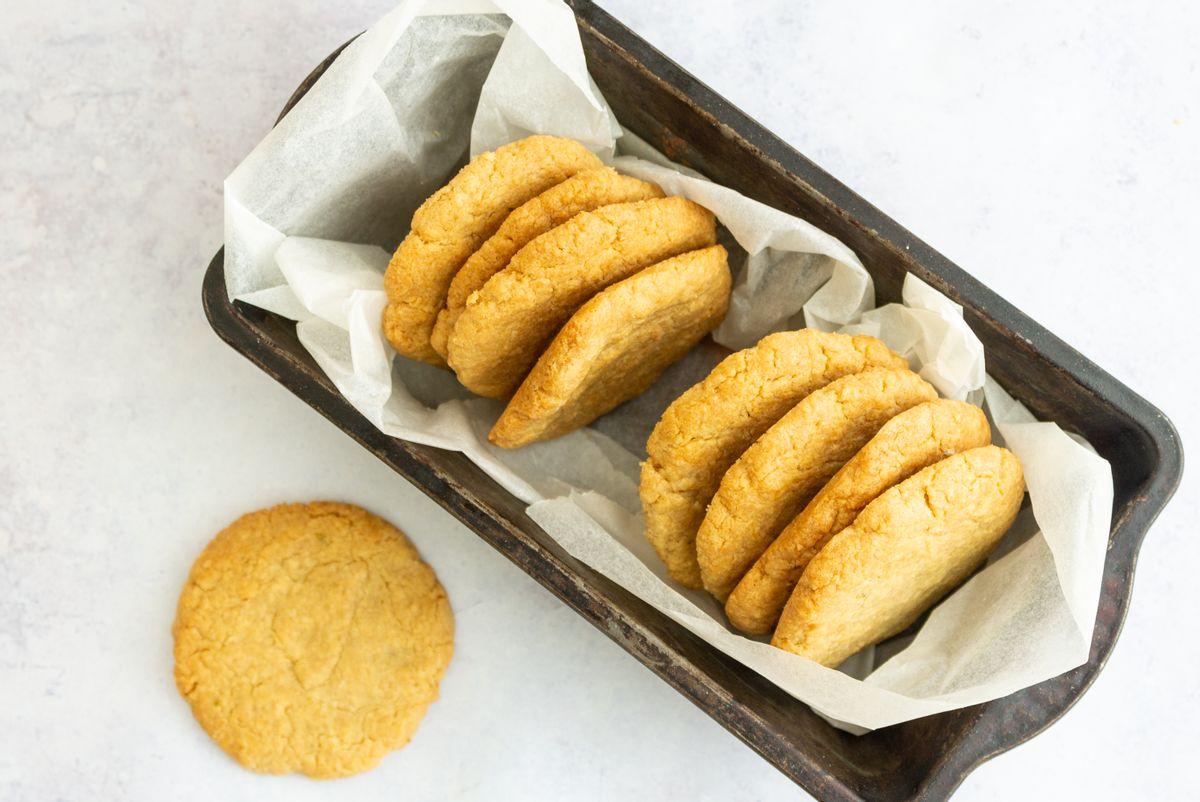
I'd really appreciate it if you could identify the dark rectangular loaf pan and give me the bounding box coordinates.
[201,2,1183,799]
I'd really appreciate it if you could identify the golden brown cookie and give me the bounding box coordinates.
[383,135,602,366]
[773,446,1024,667]
[725,399,991,634]
[447,196,716,399]
[696,367,937,601]
[172,502,454,778]
[490,245,731,449]
[428,167,664,359]
[640,330,907,589]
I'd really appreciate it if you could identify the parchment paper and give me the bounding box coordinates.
[223,0,1114,731]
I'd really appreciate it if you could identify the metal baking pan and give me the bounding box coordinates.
[201,1,1183,798]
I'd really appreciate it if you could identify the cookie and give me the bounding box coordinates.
[490,245,731,448]
[773,446,1024,667]
[172,502,454,778]
[428,167,664,359]
[725,399,991,634]
[641,330,906,589]
[447,196,717,399]
[383,135,602,366]
[696,367,937,600]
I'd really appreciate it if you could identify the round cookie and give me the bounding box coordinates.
[725,399,991,635]
[490,245,731,449]
[446,196,717,399]
[773,446,1024,667]
[696,367,937,601]
[172,502,454,778]
[383,135,602,366]
[428,167,664,359]
[640,330,906,589]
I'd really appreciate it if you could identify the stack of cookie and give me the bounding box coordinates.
[383,134,731,448]
[380,135,1024,669]
[640,330,1024,667]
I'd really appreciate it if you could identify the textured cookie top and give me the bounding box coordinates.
[490,244,730,448]
[172,502,454,778]
[725,399,991,635]
[429,166,664,358]
[773,446,1024,667]
[696,367,937,600]
[383,135,601,365]
[447,196,716,399]
[640,329,906,589]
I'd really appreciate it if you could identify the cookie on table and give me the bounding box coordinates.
[428,167,664,359]
[446,196,716,399]
[383,135,602,366]
[773,446,1024,667]
[725,399,991,635]
[172,502,454,778]
[640,330,907,589]
[490,244,731,449]
[696,367,937,601]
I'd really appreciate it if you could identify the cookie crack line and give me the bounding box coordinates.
[320,558,371,690]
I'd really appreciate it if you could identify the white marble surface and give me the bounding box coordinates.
[2,0,1197,799]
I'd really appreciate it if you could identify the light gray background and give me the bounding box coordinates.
[2,0,1197,799]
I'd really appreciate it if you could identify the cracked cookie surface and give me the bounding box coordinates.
[640,330,906,589]
[696,367,937,601]
[383,135,601,366]
[429,166,664,359]
[726,399,991,635]
[172,502,454,778]
[489,244,731,449]
[772,446,1024,667]
[446,196,717,399]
